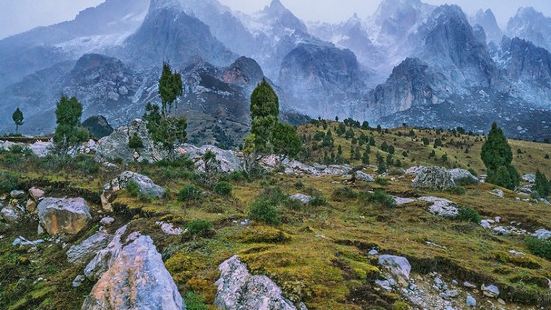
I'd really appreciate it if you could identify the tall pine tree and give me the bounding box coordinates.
[248,79,280,154]
[481,123,519,189]
[12,108,24,134]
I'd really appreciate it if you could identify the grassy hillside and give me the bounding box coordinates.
[0,123,550,309]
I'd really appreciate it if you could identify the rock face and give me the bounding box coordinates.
[448,168,479,185]
[260,155,352,177]
[67,230,113,264]
[37,197,91,235]
[507,7,551,52]
[96,119,168,163]
[105,171,166,198]
[378,255,411,282]
[215,255,300,310]
[82,229,184,310]
[471,9,502,44]
[82,115,114,139]
[412,167,455,191]
[84,225,129,280]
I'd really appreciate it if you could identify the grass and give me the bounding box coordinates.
[1,126,551,309]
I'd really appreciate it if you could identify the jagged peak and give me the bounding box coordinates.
[149,0,181,12]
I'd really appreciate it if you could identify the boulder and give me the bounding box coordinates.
[215,256,300,310]
[84,225,128,280]
[156,221,183,236]
[466,294,477,307]
[67,230,113,264]
[355,171,375,182]
[289,194,312,205]
[178,144,243,173]
[412,167,455,191]
[12,236,44,248]
[393,197,416,206]
[10,190,25,199]
[522,173,536,183]
[378,255,411,282]
[82,232,184,310]
[489,189,504,198]
[448,169,479,185]
[37,197,91,235]
[95,119,168,163]
[1,205,20,223]
[481,284,500,298]
[100,217,115,226]
[105,171,165,198]
[26,199,37,213]
[534,229,551,240]
[29,187,45,201]
[419,196,459,218]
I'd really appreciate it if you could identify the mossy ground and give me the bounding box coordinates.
[0,126,550,309]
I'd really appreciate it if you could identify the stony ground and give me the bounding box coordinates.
[0,125,550,310]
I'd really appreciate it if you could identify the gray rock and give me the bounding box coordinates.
[156,221,183,236]
[378,255,411,281]
[413,167,455,191]
[442,290,458,299]
[29,187,45,201]
[82,232,184,310]
[179,144,243,173]
[84,225,128,280]
[67,231,113,264]
[522,173,536,183]
[466,294,476,307]
[37,197,91,235]
[12,236,44,247]
[10,190,25,199]
[260,155,351,177]
[448,169,479,184]
[463,281,476,289]
[533,229,551,240]
[480,220,492,229]
[355,171,375,182]
[72,275,86,288]
[489,189,504,198]
[99,217,115,226]
[95,119,169,163]
[215,255,301,310]
[419,196,459,218]
[375,279,394,291]
[394,197,416,206]
[368,249,379,256]
[106,171,165,198]
[289,194,312,205]
[1,206,20,223]
[481,284,500,298]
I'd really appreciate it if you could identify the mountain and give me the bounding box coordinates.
[470,9,503,44]
[507,7,551,52]
[121,0,236,68]
[0,0,149,89]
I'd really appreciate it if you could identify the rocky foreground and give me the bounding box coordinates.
[1,122,550,309]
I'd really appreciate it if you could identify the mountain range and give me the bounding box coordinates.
[1,0,551,142]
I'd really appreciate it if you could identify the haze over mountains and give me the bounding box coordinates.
[1,0,551,142]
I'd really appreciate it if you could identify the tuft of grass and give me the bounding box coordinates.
[360,190,396,208]
[185,291,208,310]
[0,171,20,194]
[332,187,358,201]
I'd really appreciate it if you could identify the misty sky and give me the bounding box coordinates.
[1,0,551,39]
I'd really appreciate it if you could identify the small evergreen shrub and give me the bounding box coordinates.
[457,207,481,224]
[362,190,396,208]
[309,195,327,206]
[375,177,390,186]
[525,237,551,260]
[126,180,141,197]
[187,220,213,237]
[249,198,280,225]
[449,186,466,195]
[214,181,232,196]
[178,185,202,202]
[185,292,208,310]
[0,172,19,193]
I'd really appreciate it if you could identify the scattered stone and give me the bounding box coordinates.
[72,275,86,288]
[10,190,25,199]
[215,255,301,310]
[156,221,183,236]
[99,217,115,226]
[522,173,536,183]
[67,230,113,264]
[442,290,459,299]
[82,231,183,310]
[289,193,312,205]
[534,229,551,240]
[368,248,379,256]
[375,279,394,291]
[105,171,166,199]
[12,236,44,248]
[378,255,411,282]
[466,294,477,307]
[29,187,45,201]
[419,196,458,218]
[480,220,491,229]
[37,197,91,235]
[26,199,37,213]
[463,281,476,289]
[481,284,500,298]
[489,189,504,198]
[413,167,455,191]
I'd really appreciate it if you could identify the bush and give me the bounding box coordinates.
[309,195,327,206]
[525,237,551,260]
[185,292,208,310]
[0,172,19,193]
[457,207,481,224]
[249,198,280,225]
[178,185,202,202]
[187,220,213,236]
[361,190,396,208]
[449,186,466,195]
[214,181,232,196]
[375,177,390,186]
[126,180,141,197]
[332,187,358,201]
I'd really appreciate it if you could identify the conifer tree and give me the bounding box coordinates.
[12,108,24,134]
[159,63,183,116]
[53,96,89,154]
[481,123,519,189]
[248,79,279,154]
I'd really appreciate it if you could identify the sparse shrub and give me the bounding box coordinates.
[332,187,358,201]
[525,237,551,260]
[185,292,208,310]
[309,195,327,206]
[214,181,232,196]
[128,133,144,150]
[449,186,466,195]
[0,172,19,193]
[361,190,396,208]
[294,181,304,190]
[457,207,481,224]
[534,170,550,198]
[126,180,141,197]
[249,198,280,225]
[178,185,202,202]
[375,177,390,186]
[187,220,213,237]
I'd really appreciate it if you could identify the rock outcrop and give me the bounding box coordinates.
[412,167,455,190]
[215,255,302,310]
[67,230,113,264]
[82,228,184,310]
[104,171,166,199]
[179,144,243,173]
[37,197,91,235]
[419,196,459,218]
